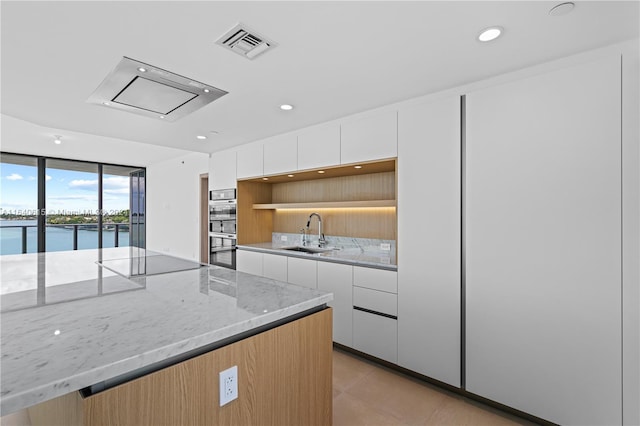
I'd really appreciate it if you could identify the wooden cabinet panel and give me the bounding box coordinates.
[317,261,353,346]
[353,310,397,363]
[341,110,397,164]
[397,95,461,387]
[237,144,263,179]
[262,253,288,282]
[297,124,341,170]
[466,56,621,425]
[236,250,262,276]
[82,309,333,426]
[263,134,297,176]
[209,149,237,190]
[287,257,317,289]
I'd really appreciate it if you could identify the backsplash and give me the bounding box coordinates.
[272,232,396,258]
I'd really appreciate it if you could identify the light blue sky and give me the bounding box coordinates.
[0,163,129,215]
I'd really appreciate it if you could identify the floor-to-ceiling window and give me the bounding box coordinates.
[0,153,145,254]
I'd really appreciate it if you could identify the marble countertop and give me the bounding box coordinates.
[0,247,332,415]
[238,242,397,271]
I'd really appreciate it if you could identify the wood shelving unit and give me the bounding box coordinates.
[252,200,396,210]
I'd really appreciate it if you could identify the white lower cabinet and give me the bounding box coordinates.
[262,253,288,282]
[353,309,397,364]
[236,250,263,276]
[317,262,353,346]
[287,257,317,289]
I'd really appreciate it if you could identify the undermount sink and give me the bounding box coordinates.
[281,246,336,254]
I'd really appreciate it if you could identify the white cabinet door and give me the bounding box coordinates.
[287,257,317,289]
[236,250,262,276]
[263,134,297,175]
[397,95,461,387]
[317,262,352,346]
[209,149,237,190]
[236,144,263,179]
[353,310,397,363]
[466,56,621,426]
[341,110,397,164]
[262,253,288,282]
[297,124,341,170]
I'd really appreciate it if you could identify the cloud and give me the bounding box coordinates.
[28,176,36,181]
[46,175,52,181]
[6,173,23,181]
[68,176,129,193]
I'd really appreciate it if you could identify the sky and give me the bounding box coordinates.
[0,163,130,215]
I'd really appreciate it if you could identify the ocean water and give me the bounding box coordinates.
[0,220,130,255]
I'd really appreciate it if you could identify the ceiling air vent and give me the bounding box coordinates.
[86,57,227,122]
[216,23,276,60]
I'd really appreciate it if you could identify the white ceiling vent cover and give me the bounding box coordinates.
[216,23,276,60]
[87,57,227,122]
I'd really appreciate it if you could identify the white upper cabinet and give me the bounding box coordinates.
[236,143,264,179]
[465,55,622,426]
[340,110,397,164]
[263,134,298,176]
[397,95,461,387]
[297,123,341,170]
[209,149,237,190]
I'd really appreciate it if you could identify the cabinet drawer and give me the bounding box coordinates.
[353,286,397,317]
[353,309,397,363]
[353,266,397,293]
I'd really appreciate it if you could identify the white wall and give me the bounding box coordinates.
[146,152,208,262]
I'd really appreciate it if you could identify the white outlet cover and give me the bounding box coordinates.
[380,243,391,251]
[280,235,288,241]
[219,365,238,406]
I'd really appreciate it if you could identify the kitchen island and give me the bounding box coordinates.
[0,247,333,425]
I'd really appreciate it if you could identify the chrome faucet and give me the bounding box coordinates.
[306,212,327,247]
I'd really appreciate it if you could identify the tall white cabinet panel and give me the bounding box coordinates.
[209,149,237,190]
[297,124,341,170]
[262,253,288,282]
[287,257,317,289]
[465,56,622,426]
[236,144,263,179]
[236,250,263,276]
[340,110,397,164]
[263,134,297,175]
[317,262,353,346]
[397,96,461,387]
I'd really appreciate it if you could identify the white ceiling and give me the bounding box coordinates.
[1,1,638,155]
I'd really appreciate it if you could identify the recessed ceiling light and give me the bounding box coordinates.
[196,135,207,140]
[549,2,575,16]
[287,174,294,178]
[317,170,325,174]
[137,67,147,72]
[478,26,503,42]
[103,101,110,106]
[354,165,362,169]
[262,177,269,181]
[53,135,62,145]
[204,88,210,93]
[159,115,165,119]
[280,104,294,111]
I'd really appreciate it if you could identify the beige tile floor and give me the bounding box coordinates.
[332,348,536,426]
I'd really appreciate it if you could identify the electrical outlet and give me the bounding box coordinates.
[380,243,391,251]
[280,235,288,242]
[219,365,238,406]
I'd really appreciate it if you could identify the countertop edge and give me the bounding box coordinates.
[0,295,332,416]
[237,245,398,271]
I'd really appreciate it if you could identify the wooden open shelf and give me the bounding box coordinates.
[253,200,396,210]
